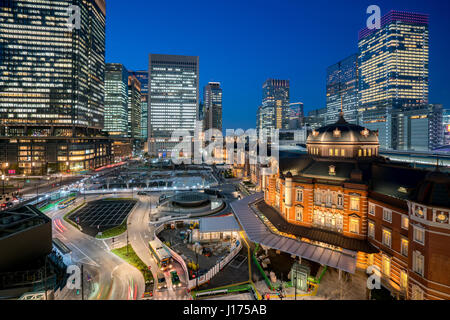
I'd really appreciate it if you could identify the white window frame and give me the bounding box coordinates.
[350,196,360,211]
[383,208,392,223]
[295,206,303,222]
[382,228,392,248]
[349,217,359,234]
[296,188,303,202]
[337,194,344,207]
[368,220,375,239]
[413,250,425,277]
[368,203,375,216]
[413,225,425,245]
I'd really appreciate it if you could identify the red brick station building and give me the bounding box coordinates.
[239,113,449,300]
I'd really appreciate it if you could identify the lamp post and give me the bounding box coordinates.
[1,174,5,195]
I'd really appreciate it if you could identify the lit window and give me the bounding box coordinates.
[382,228,392,248]
[413,251,424,276]
[382,255,391,277]
[413,226,425,245]
[383,209,392,223]
[341,149,345,157]
[368,254,374,266]
[368,220,375,239]
[349,218,359,234]
[295,206,303,222]
[401,215,409,230]
[400,270,408,290]
[350,197,360,211]
[329,149,333,156]
[401,238,409,257]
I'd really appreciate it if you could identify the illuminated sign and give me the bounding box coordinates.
[447,124,450,132]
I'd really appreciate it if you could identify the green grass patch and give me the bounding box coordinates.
[95,219,128,239]
[111,245,153,283]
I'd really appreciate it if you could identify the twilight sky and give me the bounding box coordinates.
[106,0,450,130]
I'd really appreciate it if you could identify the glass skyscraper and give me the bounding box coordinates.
[0,0,112,174]
[203,82,223,133]
[358,11,429,150]
[131,71,149,141]
[127,74,142,140]
[326,54,359,124]
[148,54,199,157]
[105,64,129,137]
[257,79,290,135]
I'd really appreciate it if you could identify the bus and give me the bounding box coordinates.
[58,197,76,209]
[149,239,172,270]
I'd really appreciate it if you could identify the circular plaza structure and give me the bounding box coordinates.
[171,192,211,208]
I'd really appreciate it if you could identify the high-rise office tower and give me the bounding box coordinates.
[288,102,304,129]
[148,54,199,157]
[131,71,149,141]
[0,0,112,175]
[104,64,129,137]
[394,104,443,152]
[258,79,290,134]
[326,54,359,124]
[358,11,429,150]
[304,107,327,130]
[128,74,142,140]
[203,82,223,133]
[444,109,450,146]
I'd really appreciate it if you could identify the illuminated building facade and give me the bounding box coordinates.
[148,54,199,157]
[203,82,223,133]
[261,112,449,300]
[443,109,450,146]
[0,0,113,174]
[105,63,129,137]
[257,79,290,135]
[326,54,359,125]
[358,11,429,150]
[288,102,304,129]
[127,74,142,140]
[130,70,149,141]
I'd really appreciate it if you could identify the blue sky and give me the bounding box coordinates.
[106,0,450,130]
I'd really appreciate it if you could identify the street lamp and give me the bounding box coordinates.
[1,174,5,195]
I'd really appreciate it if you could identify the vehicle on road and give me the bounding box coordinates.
[171,271,181,287]
[58,197,76,209]
[149,239,172,270]
[157,272,167,290]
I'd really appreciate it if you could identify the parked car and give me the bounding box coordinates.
[171,271,181,287]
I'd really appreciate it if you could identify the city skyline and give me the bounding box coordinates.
[106,0,450,130]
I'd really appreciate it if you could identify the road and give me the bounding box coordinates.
[104,193,192,300]
[46,194,145,300]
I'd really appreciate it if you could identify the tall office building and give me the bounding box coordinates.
[358,11,429,150]
[304,107,327,130]
[131,71,149,141]
[203,82,223,133]
[326,54,359,124]
[444,109,450,146]
[127,74,142,140]
[104,64,129,137]
[288,102,304,129]
[0,0,112,175]
[257,79,290,134]
[394,104,443,152]
[148,54,199,157]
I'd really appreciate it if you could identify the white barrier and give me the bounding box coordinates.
[187,240,243,289]
[152,221,243,290]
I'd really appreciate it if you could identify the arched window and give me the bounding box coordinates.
[358,149,362,157]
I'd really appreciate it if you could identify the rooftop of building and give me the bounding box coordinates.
[0,206,51,240]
